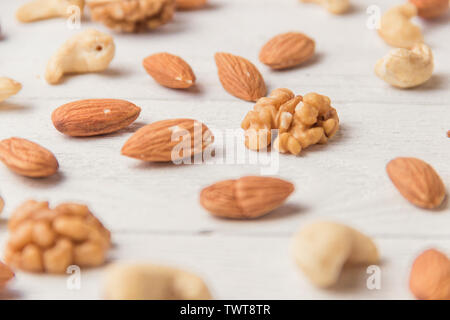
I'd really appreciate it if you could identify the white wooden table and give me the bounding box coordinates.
[0,0,448,300]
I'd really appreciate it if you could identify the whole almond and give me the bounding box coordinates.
[200,176,294,219]
[409,0,449,18]
[0,137,59,178]
[143,53,196,89]
[121,118,214,162]
[386,157,446,209]
[214,52,267,102]
[259,32,315,70]
[0,261,14,288]
[52,99,141,137]
[409,249,450,300]
[176,0,207,10]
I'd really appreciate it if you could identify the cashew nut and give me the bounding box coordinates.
[299,0,350,14]
[378,3,423,48]
[16,0,85,23]
[375,43,434,88]
[45,29,115,84]
[0,77,22,102]
[292,221,379,288]
[103,263,212,300]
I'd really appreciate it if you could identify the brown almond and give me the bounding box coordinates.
[409,249,450,300]
[121,118,214,162]
[52,99,141,137]
[0,137,59,178]
[176,0,207,10]
[143,53,196,89]
[0,261,14,288]
[200,176,294,219]
[259,32,315,70]
[214,52,267,102]
[386,157,446,209]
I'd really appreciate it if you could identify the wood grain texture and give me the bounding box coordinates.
[0,0,449,299]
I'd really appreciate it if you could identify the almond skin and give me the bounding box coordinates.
[143,53,196,89]
[121,118,214,162]
[176,0,207,10]
[200,176,295,219]
[52,99,141,137]
[409,249,450,300]
[409,0,449,18]
[386,157,446,209]
[214,52,267,102]
[259,32,315,70]
[0,137,59,178]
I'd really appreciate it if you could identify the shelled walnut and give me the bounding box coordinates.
[87,0,176,32]
[5,200,111,273]
[241,89,339,155]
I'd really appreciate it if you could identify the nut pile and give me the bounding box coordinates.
[5,201,111,273]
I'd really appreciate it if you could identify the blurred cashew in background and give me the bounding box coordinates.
[16,0,85,23]
[378,3,423,48]
[292,221,379,288]
[0,77,22,102]
[299,0,350,14]
[45,29,115,84]
[375,43,434,88]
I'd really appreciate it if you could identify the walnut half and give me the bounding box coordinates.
[87,0,176,32]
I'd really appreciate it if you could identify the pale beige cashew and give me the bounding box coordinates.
[0,77,22,102]
[378,3,423,49]
[45,29,115,84]
[292,221,379,288]
[299,0,350,14]
[16,0,85,23]
[375,43,434,88]
[104,263,212,300]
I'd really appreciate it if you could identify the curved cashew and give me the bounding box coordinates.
[299,0,350,14]
[104,263,212,300]
[375,43,434,88]
[0,77,22,102]
[16,0,85,23]
[378,3,423,48]
[45,29,115,84]
[292,221,379,288]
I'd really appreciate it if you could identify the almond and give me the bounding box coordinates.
[52,99,141,137]
[409,249,450,300]
[0,261,14,288]
[386,157,446,209]
[214,52,267,102]
[200,176,295,219]
[409,0,449,19]
[259,32,315,70]
[121,118,214,162]
[0,137,59,178]
[143,53,196,89]
[176,0,207,10]
[0,196,4,214]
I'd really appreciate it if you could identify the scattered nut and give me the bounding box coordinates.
[5,200,111,273]
[259,32,315,70]
[0,196,4,214]
[299,0,350,14]
[386,157,446,209]
[409,249,450,300]
[375,43,434,89]
[200,176,294,219]
[176,0,207,10]
[87,0,176,32]
[0,77,22,102]
[378,3,423,48]
[16,0,85,23]
[143,53,196,89]
[409,0,449,19]
[292,221,379,288]
[0,261,14,289]
[0,137,59,178]
[121,119,214,162]
[52,99,141,136]
[45,29,115,84]
[241,89,339,155]
[214,52,267,102]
